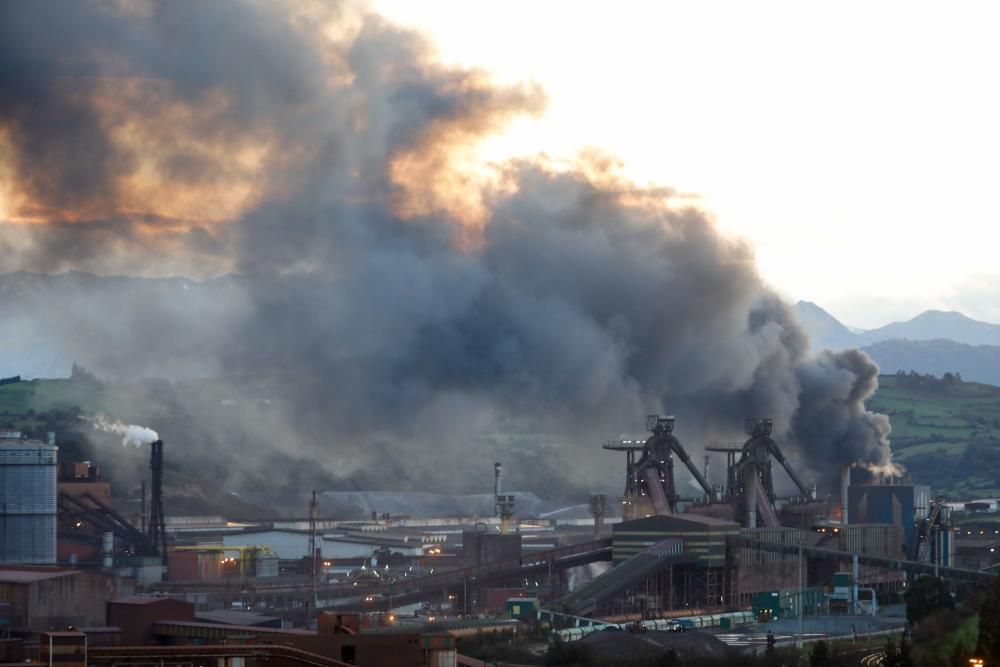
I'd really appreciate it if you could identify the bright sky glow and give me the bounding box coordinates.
[374,0,1000,328]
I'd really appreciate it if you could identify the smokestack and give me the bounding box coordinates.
[589,493,607,539]
[147,440,167,563]
[841,464,851,526]
[494,462,502,518]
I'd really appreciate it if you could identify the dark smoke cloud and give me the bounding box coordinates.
[0,1,892,501]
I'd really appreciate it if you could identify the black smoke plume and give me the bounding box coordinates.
[0,1,891,501]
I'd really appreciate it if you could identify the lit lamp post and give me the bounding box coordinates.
[968,658,984,667]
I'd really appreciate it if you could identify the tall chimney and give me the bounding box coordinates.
[494,462,502,518]
[589,493,607,539]
[841,464,851,526]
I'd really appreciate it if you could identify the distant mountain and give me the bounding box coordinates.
[791,301,1000,383]
[794,301,860,349]
[794,301,1000,350]
[859,310,1000,347]
[862,338,1000,386]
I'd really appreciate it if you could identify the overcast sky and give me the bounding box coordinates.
[375,0,1000,329]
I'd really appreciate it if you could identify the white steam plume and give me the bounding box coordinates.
[82,415,159,448]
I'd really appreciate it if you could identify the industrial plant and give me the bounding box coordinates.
[1,412,995,667]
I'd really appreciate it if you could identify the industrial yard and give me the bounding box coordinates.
[3,403,997,666]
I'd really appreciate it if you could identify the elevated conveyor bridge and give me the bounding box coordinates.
[729,535,997,583]
[557,538,692,616]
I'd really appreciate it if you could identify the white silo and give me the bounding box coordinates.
[0,439,58,564]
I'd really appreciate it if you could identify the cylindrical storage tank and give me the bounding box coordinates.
[0,441,58,564]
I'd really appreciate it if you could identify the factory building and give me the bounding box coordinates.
[734,526,810,606]
[0,567,134,631]
[0,436,58,565]
[462,530,521,566]
[847,482,930,554]
[610,514,740,611]
[613,514,738,566]
[107,596,196,644]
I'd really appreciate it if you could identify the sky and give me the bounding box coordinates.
[373,1,1000,329]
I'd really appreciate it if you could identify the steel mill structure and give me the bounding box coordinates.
[0,433,58,564]
[603,415,713,519]
[577,413,973,618]
[606,415,816,528]
[720,418,815,528]
[0,409,983,656]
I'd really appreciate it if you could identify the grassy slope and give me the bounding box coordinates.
[866,374,1000,498]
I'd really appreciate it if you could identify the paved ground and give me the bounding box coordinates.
[712,611,907,648]
[579,629,732,661]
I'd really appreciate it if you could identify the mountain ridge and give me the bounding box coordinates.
[793,301,1000,349]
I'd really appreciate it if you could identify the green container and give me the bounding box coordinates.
[506,597,538,620]
[752,591,781,622]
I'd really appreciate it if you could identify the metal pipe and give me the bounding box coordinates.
[765,440,810,498]
[744,462,757,528]
[82,492,146,542]
[841,465,851,525]
[852,554,860,614]
[669,437,713,498]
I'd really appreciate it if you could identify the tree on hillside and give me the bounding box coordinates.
[905,576,954,626]
[69,363,101,386]
[977,576,1000,663]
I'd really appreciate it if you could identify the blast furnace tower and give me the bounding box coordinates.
[604,415,712,520]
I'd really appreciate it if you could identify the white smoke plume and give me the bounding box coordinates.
[83,415,159,448]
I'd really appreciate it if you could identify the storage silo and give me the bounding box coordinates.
[0,440,58,564]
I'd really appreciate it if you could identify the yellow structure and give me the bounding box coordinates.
[171,545,274,577]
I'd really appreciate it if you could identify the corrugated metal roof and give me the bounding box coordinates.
[0,568,74,583]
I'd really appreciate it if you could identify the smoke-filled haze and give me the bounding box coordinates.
[0,0,891,500]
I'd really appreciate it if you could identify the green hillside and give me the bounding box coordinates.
[866,373,1000,498]
[2,370,999,502]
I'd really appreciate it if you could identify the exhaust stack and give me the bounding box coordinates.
[494,462,502,518]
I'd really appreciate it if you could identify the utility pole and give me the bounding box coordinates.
[796,513,804,649]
